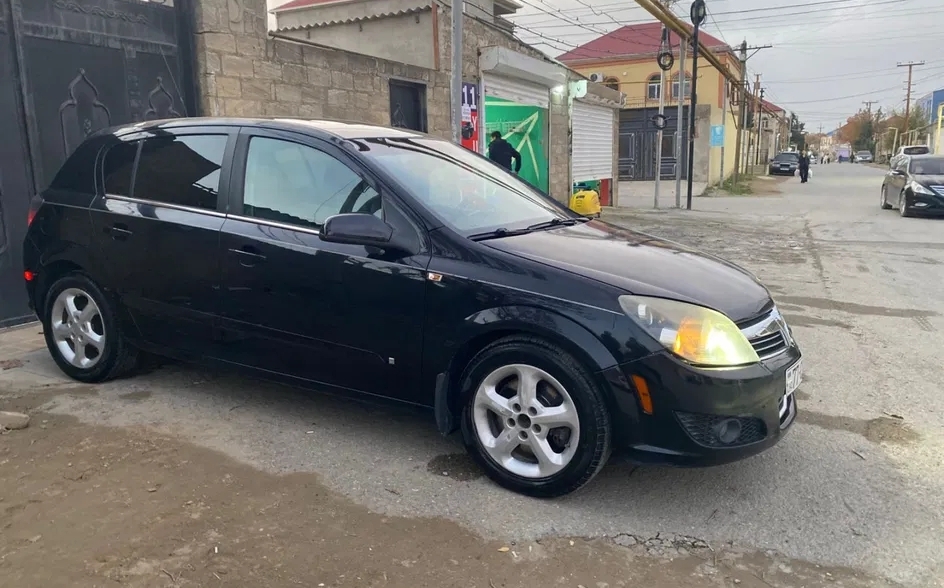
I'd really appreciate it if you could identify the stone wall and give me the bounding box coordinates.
[190,0,574,203]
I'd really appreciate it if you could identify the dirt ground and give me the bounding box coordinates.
[0,375,894,588]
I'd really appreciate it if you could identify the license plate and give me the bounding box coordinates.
[780,165,790,170]
[785,360,802,396]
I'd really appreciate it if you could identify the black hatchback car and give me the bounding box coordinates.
[23,118,801,497]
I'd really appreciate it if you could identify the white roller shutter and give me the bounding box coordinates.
[483,74,550,109]
[572,100,615,182]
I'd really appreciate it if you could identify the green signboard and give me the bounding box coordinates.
[484,96,549,193]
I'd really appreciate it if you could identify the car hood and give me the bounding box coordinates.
[484,220,772,322]
[916,174,944,188]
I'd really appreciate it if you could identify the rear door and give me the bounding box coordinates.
[215,128,431,401]
[89,126,237,353]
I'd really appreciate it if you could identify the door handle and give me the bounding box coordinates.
[229,246,267,267]
[109,224,133,240]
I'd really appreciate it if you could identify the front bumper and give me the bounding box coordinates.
[904,191,944,216]
[603,345,800,467]
[769,166,797,176]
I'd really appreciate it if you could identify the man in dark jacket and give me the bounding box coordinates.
[798,151,810,183]
[487,131,522,174]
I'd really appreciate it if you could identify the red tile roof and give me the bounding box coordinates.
[761,98,784,113]
[557,22,729,62]
[273,0,341,11]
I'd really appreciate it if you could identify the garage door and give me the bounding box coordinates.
[572,100,615,182]
[483,74,549,109]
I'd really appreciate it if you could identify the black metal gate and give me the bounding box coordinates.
[619,106,689,181]
[389,79,427,133]
[0,0,196,327]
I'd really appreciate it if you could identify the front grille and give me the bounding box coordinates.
[676,411,767,448]
[750,331,788,358]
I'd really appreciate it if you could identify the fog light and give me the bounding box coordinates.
[915,202,929,207]
[713,418,742,445]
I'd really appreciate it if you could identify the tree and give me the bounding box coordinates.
[790,113,806,149]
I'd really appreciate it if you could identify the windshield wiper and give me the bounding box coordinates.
[526,217,583,231]
[468,227,532,242]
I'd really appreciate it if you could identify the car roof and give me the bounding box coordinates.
[99,117,427,141]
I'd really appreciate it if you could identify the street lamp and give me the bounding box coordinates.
[685,0,707,210]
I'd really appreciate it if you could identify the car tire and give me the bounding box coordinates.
[899,191,911,218]
[42,273,139,383]
[459,335,611,498]
[881,186,892,209]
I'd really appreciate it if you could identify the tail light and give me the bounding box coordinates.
[27,195,43,227]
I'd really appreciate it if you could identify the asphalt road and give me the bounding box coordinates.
[3,161,943,587]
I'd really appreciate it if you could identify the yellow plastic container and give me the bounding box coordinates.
[570,188,601,217]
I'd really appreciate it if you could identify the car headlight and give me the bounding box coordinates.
[909,181,935,196]
[618,295,760,367]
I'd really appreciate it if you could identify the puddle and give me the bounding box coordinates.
[783,314,854,330]
[798,411,921,445]
[778,296,937,319]
[119,390,153,401]
[426,453,483,481]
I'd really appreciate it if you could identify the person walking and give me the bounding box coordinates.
[798,150,810,183]
[487,131,522,174]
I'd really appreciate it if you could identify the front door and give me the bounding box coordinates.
[216,129,430,401]
[89,128,235,352]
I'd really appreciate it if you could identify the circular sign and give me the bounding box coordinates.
[651,114,668,130]
[657,51,675,71]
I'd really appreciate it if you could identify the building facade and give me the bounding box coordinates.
[916,88,944,153]
[558,23,742,186]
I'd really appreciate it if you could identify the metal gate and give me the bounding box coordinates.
[0,0,196,327]
[619,106,689,181]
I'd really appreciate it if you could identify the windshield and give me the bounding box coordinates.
[910,158,944,175]
[773,153,799,162]
[857,151,871,156]
[354,136,572,235]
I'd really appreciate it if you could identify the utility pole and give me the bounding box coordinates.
[898,61,923,141]
[654,25,669,209]
[674,35,686,208]
[862,100,876,115]
[755,81,764,164]
[450,0,463,144]
[686,0,707,210]
[733,41,747,185]
[732,42,772,183]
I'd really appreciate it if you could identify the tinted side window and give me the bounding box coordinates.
[103,141,139,197]
[242,137,380,229]
[133,135,227,210]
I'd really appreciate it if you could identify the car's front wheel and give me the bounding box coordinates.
[881,185,892,209]
[42,273,139,383]
[899,191,912,218]
[459,336,611,498]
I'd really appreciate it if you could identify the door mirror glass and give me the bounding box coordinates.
[320,213,394,247]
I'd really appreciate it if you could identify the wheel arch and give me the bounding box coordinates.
[433,305,620,436]
[34,257,88,317]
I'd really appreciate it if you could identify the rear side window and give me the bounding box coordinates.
[103,141,139,197]
[903,146,929,155]
[132,135,227,210]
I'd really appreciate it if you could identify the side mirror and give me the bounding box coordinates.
[320,213,417,256]
[321,213,393,246]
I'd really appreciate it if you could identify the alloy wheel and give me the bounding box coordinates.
[50,287,106,369]
[900,192,908,217]
[471,363,580,479]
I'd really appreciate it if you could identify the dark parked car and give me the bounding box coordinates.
[881,154,944,217]
[23,118,801,497]
[769,152,800,176]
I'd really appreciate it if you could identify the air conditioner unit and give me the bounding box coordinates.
[588,72,605,83]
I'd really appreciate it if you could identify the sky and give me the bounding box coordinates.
[506,0,944,132]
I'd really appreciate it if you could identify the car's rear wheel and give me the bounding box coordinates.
[459,336,611,498]
[899,191,911,217]
[881,186,892,209]
[43,273,138,383]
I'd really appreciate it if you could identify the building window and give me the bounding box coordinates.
[672,74,692,99]
[389,80,428,133]
[604,77,620,92]
[647,75,661,100]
